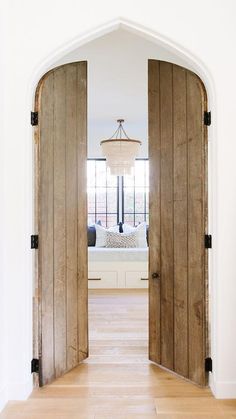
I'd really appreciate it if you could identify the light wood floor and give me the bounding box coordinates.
[1,289,236,418]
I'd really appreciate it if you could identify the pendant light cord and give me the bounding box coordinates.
[109,119,130,140]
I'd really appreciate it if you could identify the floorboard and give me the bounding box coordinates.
[1,289,236,418]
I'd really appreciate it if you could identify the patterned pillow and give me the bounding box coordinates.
[123,222,147,248]
[95,223,120,247]
[105,231,137,248]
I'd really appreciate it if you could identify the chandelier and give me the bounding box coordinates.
[100,119,142,176]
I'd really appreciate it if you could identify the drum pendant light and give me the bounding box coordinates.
[100,119,142,176]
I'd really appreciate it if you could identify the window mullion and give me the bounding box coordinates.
[118,176,123,223]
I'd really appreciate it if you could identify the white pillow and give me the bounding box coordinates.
[95,224,119,247]
[123,222,147,248]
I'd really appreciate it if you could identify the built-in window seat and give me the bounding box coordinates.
[88,247,148,289]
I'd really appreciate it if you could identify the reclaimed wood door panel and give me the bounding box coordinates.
[37,62,87,386]
[148,61,161,365]
[148,60,208,386]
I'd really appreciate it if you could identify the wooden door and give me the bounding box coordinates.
[34,62,88,386]
[148,60,208,386]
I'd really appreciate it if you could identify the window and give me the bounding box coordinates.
[87,160,119,227]
[87,159,149,227]
[123,160,149,226]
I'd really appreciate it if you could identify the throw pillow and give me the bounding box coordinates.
[87,220,102,247]
[87,225,96,246]
[105,231,136,248]
[95,223,120,247]
[123,221,147,248]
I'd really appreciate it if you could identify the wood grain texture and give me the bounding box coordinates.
[159,62,174,370]
[39,73,55,385]
[187,71,206,385]
[148,60,208,386]
[53,66,67,378]
[76,62,88,362]
[65,64,79,371]
[148,60,161,364]
[36,62,88,386]
[173,65,188,378]
[4,291,233,419]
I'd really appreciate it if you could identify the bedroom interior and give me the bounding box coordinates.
[86,40,150,375]
[85,32,150,295]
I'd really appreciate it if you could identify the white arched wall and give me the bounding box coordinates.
[1,2,236,409]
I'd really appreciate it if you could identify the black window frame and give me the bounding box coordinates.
[122,158,149,226]
[87,158,119,227]
[87,158,149,227]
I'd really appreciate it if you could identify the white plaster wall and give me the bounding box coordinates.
[0,0,8,410]
[54,29,192,158]
[1,0,236,410]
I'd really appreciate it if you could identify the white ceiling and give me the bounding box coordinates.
[57,29,189,157]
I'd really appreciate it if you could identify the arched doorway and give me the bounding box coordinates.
[32,22,211,389]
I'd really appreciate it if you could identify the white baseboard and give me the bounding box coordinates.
[8,378,33,401]
[0,384,8,413]
[0,377,33,413]
[210,377,236,399]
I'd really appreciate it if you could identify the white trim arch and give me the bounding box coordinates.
[30,18,216,104]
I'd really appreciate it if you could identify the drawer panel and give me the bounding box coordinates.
[88,271,117,289]
[125,271,149,288]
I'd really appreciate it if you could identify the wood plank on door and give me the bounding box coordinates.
[76,62,88,362]
[148,60,161,364]
[36,62,88,386]
[173,65,188,378]
[65,64,79,371]
[39,73,55,385]
[187,72,206,385]
[54,67,67,378]
[159,61,174,371]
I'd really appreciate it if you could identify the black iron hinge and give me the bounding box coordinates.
[31,358,40,374]
[205,234,212,249]
[204,111,211,126]
[31,111,38,126]
[205,357,212,372]
[31,235,38,249]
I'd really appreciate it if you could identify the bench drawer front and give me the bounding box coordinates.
[88,271,117,288]
[125,271,149,288]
